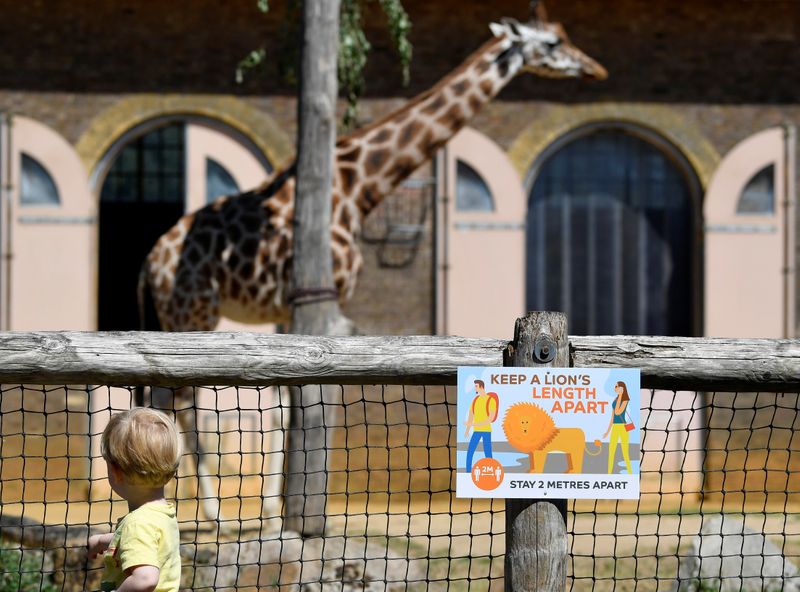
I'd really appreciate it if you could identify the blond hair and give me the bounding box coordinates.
[101,408,181,487]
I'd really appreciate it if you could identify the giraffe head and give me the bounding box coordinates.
[489,2,607,81]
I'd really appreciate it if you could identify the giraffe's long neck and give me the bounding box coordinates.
[336,34,521,221]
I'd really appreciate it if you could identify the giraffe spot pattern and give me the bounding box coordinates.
[467,93,483,113]
[338,144,361,163]
[397,120,422,150]
[339,204,352,231]
[417,129,441,156]
[227,251,241,271]
[364,149,390,176]
[357,184,379,215]
[393,109,411,124]
[421,94,447,115]
[475,57,493,75]
[436,104,467,130]
[371,128,393,144]
[391,157,417,186]
[339,167,357,195]
[240,237,259,259]
[452,78,470,96]
[230,278,242,300]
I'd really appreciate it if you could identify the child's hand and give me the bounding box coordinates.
[87,533,113,559]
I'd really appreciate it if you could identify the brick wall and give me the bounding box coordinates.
[0,0,797,337]
[0,0,797,102]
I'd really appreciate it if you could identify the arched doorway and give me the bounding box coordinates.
[526,125,701,336]
[96,118,271,331]
[98,122,185,330]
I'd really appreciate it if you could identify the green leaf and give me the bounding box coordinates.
[338,0,371,129]
[235,48,267,84]
[237,0,413,128]
[377,0,412,85]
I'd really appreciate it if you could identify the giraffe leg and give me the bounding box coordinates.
[172,389,227,529]
[328,313,358,336]
[167,280,291,533]
[260,386,290,533]
[167,287,233,531]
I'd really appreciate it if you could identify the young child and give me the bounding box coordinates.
[87,408,182,592]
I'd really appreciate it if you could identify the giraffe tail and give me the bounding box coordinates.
[134,259,151,408]
[136,259,150,332]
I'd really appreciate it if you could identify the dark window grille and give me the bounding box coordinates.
[100,123,185,205]
[528,130,694,336]
[97,123,186,331]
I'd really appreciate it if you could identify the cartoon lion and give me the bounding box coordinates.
[502,402,601,473]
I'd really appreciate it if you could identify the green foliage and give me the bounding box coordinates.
[338,0,371,128]
[377,0,412,85]
[235,49,267,84]
[690,578,783,592]
[237,0,413,130]
[693,578,720,592]
[340,0,412,129]
[0,545,56,592]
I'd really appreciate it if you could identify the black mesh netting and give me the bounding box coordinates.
[0,384,796,590]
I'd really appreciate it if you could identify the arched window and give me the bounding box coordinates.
[737,165,774,215]
[527,128,697,336]
[456,160,494,211]
[206,158,239,203]
[100,123,185,204]
[20,153,60,206]
[98,123,187,331]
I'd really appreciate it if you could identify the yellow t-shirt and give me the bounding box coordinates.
[101,501,181,592]
[472,394,497,433]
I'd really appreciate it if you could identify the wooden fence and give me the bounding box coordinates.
[0,315,798,591]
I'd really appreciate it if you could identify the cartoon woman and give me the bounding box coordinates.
[602,381,633,474]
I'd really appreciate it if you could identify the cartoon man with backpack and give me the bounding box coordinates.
[464,379,499,472]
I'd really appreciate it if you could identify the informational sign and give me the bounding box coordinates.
[456,367,641,499]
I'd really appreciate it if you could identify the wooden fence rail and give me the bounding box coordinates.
[0,331,797,391]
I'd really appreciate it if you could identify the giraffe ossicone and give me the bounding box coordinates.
[137,6,606,530]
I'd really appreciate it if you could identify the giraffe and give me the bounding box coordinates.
[136,3,607,529]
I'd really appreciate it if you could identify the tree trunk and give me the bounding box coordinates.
[291,0,341,336]
[285,0,342,536]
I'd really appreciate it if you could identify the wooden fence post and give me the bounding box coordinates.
[504,311,569,591]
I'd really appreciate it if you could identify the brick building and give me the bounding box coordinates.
[0,0,797,339]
